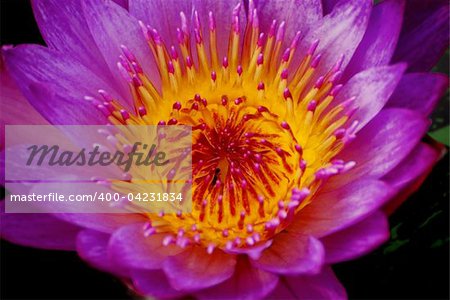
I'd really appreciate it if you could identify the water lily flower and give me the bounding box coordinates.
[1,0,448,299]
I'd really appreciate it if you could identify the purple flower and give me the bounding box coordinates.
[1,0,448,299]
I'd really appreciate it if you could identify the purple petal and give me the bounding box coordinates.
[4,136,132,226]
[131,269,186,298]
[76,229,129,277]
[254,0,322,44]
[196,257,279,300]
[343,0,405,80]
[321,211,389,263]
[130,0,245,63]
[82,0,160,103]
[224,239,273,260]
[268,267,346,300]
[400,0,446,29]
[300,0,372,75]
[290,179,394,238]
[3,45,112,125]
[0,55,47,127]
[1,146,74,187]
[163,247,236,291]
[56,213,147,234]
[321,0,339,15]
[0,56,48,149]
[382,142,443,214]
[31,0,116,84]
[383,143,441,190]
[392,0,449,72]
[0,202,79,250]
[31,81,108,125]
[337,64,406,131]
[4,174,131,232]
[112,0,128,9]
[252,232,324,275]
[332,108,429,186]
[108,223,184,269]
[129,0,192,49]
[386,73,449,115]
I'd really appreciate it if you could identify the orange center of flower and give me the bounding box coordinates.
[88,4,357,251]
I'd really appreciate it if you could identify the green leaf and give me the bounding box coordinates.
[383,239,410,254]
[429,125,449,146]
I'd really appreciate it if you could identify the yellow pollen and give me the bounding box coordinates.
[90,4,357,251]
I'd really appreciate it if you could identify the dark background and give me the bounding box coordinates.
[1,1,448,299]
